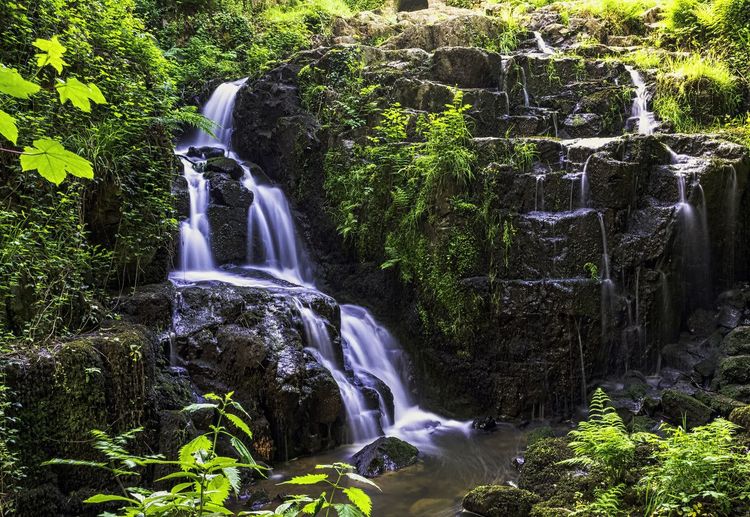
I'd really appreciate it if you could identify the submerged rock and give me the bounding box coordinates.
[351,436,419,477]
[463,485,540,517]
[205,156,244,180]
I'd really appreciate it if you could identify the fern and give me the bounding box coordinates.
[573,484,625,516]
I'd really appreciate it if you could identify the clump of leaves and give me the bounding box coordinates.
[560,388,651,482]
[251,462,380,517]
[44,392,264,515]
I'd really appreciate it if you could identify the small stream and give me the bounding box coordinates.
[254,425,526,517]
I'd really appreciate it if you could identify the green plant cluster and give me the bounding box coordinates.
[551,388,750,516]
[0,379,23,517]
[135,0,385,101]
[50,393,378,516]
[0,0,182,344]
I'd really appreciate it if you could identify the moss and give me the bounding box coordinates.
[729,405,750,431]
[693,390,745,417]
[518,437,573,498]
[717,355,750,385]
[463,485,540,517]
[660,390,712,428]
[527,425,556,447]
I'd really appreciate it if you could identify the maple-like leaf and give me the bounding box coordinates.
[0,67,40,98]
[20,138,94,185]
[33,36,68,73]
[0,109,18,144]
[56,77,107,112]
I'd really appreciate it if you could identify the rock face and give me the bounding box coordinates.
[462,485,540,517]
[351,436,419,477]
[230,15,750,420]
[397,0,428,11]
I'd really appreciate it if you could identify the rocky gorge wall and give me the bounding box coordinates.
[230,10,750,420]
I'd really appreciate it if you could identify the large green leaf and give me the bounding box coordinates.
[0,67,40,98]
[343,487,371,516]
[333,503,365,517]
[178,435,212,470]
[33,36,67,73]
[84,494,139,504]
[344,473,381,491]
[226,413,253,440]
[0,109,18,144]
[56,78,106,112]
[279,473,328,485]
[205,474,231,504]
[20,138,93,185]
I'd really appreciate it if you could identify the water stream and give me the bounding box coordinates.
[171,80,512,514]
[625,66,657,135]
[533,31,554,55]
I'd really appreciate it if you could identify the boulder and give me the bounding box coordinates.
[728,405,750,431]
[722,326,750,356]
[661,390,712,428]
[431,47,502,88]
[205,156,244,180]
[397,0,428,11]
[717,355,750,385]
[463,485,540,517]
[351,436,419,477]
[207,174,253,209]
[187,146,224,159]
[518,438,573,498]
[562,112,603,138]
[472,416,498,431]
[693,390,745,417]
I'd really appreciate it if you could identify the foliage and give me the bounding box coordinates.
[560,388,651,482]
[45,392,264,516]
[446,0,482,7]
[563,0,657,34]
[502,219,517,269]
[573,484,625,516]
[641,419,750,516]
[584,262,600,281]
[250,462,380,517]
[0,380,23,517]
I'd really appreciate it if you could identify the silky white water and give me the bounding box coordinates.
[172,80,468,451]
[625,66,657,135]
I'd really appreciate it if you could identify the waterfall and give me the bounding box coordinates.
[726,165,738,284]
[534,31,554,54]
[519,67,530,108]
[580,155,592,208]
[625,66,657,135]
[535,175,545,211]
[598,212,616,352]
[179,158,214,271]
[173,80,465,447]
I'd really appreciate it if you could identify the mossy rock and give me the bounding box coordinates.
[660,390,712,428]
[204,156,244,180]
[729,405,750,431]
[656,72,740,125]
[693,390,745,417]
[518,437,573,498]
[526,425,555,447]
[718,356,750,385]
[463,485,540,517]
[721,326,750,356]
[351,436,419,478]
[530,502,575,517]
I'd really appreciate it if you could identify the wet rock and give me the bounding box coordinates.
[431,47,502,88]
[660,389,712,428]
[396,0,428,11]
[719,384,750,403]
[117,283,174,329]
[207,205,250,265]
[717,355,750,385]
[351,436,419,477]
[207,174,253,209]
[563,112,603,138]
[463,485,540,517]
[187,146,224,159]
[384,15,508,51]
[721,326,750,356]
[717,304,743,331]
[472,416,498,431]
[205,156,244,180]
[693,390,745,417]
[728,405,750,431]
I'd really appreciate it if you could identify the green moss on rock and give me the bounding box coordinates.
[518,437,573,499]
[660,390,712,428]
[729,405,750,431]
[463,485,540,517]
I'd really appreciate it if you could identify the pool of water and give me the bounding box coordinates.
[250,424,526,517]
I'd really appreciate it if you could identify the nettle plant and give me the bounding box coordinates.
[46,392,378,517]
[0,36,105,184]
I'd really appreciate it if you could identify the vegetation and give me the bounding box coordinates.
[47,393,377,517]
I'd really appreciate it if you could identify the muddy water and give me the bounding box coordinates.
[250,425,526,517]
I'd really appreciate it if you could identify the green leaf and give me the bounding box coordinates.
[178,435,212,469]
[205,474,231,504]
[344,473,381,491]
[20,138,93,185]
[279,473,328,485]
[84,494,139,504]
[333,503,365,517]
[223,466,241,494]
[56,78,106,112]
[343,487,372,516]
[0,67,40,98]
[33,36,67,73]
[230,436,256,466]
[182,402,218,413]
[226,413,253,440]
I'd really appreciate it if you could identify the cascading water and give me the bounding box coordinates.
[519,67,530,108]
[534,175,545,211]
[173,80,467,450]
[534,31,554,54]
[625,66,657,135]
[580,155,592,208]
